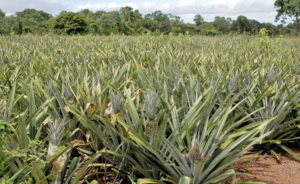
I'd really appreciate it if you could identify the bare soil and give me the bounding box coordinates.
[233,151,300,184]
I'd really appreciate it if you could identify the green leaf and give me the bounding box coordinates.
[32,162,47,184]
[179,176,192,184]
[71,149,106,184]
[137,178,165,184]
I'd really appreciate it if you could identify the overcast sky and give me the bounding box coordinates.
[0,0,282,23]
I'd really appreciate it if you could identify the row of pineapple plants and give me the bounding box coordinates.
[0,35,299,183]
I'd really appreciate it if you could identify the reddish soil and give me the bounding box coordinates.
[233,151,300,184]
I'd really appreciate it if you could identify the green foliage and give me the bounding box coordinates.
[213,16,231,34]
[0,9,5,18]
[0,7,298,36]
[194,14,204,26]
[199,22,220,36]
[0,35,300,183]
[275,0,300,20]
[23,26,33,33]
[257,28,271,51]
[52,12,87,34]
[16,9,51,21]
[16,9,52,34]
[232,16,251,33]
[275,0,300,33]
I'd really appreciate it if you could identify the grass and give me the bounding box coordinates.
[0,35,299,184]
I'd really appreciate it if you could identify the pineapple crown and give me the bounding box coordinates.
[267,68,276,85]
[111,92,122,113]
[230,73,239,92]
[48,119,65,146]
[145,89,157,119]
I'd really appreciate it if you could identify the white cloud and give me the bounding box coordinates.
[178,0,197,6]
[74,2,121,11]
[0,0,65,15]
[141,2,156,10]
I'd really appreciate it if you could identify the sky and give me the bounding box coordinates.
[0,0,282,23]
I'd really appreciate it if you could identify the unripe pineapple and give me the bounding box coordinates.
[145,119,155,140]
[267,69,276,85]
[188,144,202,162]
[230,73,238,93]
[145,90,157,120]
[106,92,124,127]
[111,92,122,113]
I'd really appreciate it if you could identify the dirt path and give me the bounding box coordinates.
[234,151,300,184]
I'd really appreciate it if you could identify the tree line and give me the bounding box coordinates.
[0,0,299,36]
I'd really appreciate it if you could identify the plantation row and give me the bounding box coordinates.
[0,35,299,183]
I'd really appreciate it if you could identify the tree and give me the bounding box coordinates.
[199,22,219,36]
[213,16,231,33]
[0,9,5,18]
[16,9,52,33]
[287,22,296,28]
[0,7,296,36]
[16,9,51,21]
[194,14,204,26]
[78,9,101,34]
[249,19,261,34]
[119,7,143,34]
[52,12,87,34]
[23,26,33,33]
[120,6,134,23]
[79,9,94,17]
[232,16,251,33]
[145,11,171,34]
[262,23,278,35]
[95,11,121,35]
[275,0,300,34]
[95,10,106,18]
[15,20,23,34]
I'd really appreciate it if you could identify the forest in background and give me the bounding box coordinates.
[0,6,299,36]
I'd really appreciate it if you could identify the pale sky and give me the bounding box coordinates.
[0,0,281,23]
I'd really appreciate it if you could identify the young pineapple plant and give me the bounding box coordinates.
[144,89,158,140]
[1,35,300,183]
[106,92,124,127]
[47,119,67,184]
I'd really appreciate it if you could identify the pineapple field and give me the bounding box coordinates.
[0,35,300,184]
